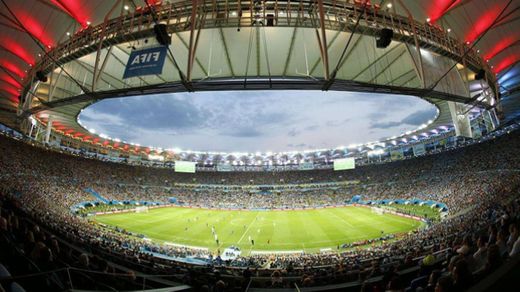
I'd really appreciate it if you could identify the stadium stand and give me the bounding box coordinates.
[1,126,520,291]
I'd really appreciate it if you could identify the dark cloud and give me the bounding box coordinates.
[92,95,207,131]
[221,127,264,137]
[401,108,437,126]
[370,121,402,129]
[367,112,388,120]
[370,108,437,129]
[326,120,343,127]
[304,125,320,131]
[287,143,308,148]
[288,129,300,137]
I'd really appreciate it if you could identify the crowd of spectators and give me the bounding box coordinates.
[1,128,520,290]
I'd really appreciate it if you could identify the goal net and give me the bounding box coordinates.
[135,206,149,213]
[371,207,385,215]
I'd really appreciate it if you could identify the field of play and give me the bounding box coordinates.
[93,206,425,255]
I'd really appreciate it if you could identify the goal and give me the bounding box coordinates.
[371,206,385,215]
[135,206,149,213]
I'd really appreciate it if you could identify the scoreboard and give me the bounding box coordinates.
[175,161,196,173]
[333,158,355,171]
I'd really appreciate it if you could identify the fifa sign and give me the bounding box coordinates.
[123,46,167,79]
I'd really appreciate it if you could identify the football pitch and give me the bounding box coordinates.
[93,206,424,255]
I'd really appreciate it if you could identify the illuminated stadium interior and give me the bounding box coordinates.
[1,0,520,291]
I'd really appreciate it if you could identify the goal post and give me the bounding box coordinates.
[371,206,385,215]
[135,206,149,213]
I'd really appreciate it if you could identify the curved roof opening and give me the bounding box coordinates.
[78,90,438,152]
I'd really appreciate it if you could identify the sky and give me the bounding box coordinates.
[79,90,438,152]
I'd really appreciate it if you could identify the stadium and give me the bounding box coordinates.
[0,0,520,291]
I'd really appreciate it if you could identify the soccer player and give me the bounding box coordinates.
[251,239,254,246]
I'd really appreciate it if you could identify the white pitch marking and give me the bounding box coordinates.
[237,212,260,244]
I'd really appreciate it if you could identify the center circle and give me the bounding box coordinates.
[78,90,437,152]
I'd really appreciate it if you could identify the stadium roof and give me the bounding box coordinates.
[0,0,518,155]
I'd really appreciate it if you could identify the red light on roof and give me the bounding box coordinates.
[0,60,25,78]
[48,0,90,28]
[484,37,519,61]
[427,0,462,24]
[465,4,503,43]
[0,75,22,88]
[493,55,520,74]
[0,41,35,65]
[1,86,20,96]
[15,10,56,48]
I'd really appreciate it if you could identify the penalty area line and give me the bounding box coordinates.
[237,212,260,244]
[327,210,355,228]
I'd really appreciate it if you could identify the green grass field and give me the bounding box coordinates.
[382,204,441,221]
[93,206,424,254]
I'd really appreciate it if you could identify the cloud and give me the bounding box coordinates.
[287,143,308,148]
[326,120,343,127]
[221,127,264,137]
[370,108,437,129]
[79,90,437,151]
[304,125,319,131]
[90,95,207,131]
[370,121,403,129]
[401,108,437,125]
[288,129,300,137]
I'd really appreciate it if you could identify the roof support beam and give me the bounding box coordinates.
[218,27,235,77]
[187,0,200,81]
[94,46,113,89]
[23,78,490,117]
[351,44,403,81]
[385,69,415,86]
[310,30,341,76]
[92,0,121,92]
[49,68,64,102]
[368,50,407,84]
[316,0,330,79]
[398,0,426,88]
[282,27,298,77]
